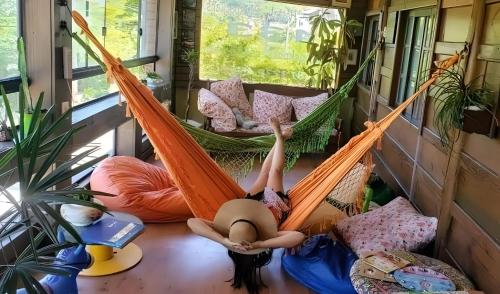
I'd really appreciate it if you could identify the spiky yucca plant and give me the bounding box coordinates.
[433,68,494,149]
[0,38,110,293]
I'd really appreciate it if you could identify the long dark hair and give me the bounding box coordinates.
[227,249,273,294]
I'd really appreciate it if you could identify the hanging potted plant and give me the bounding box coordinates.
[433,68,496,149]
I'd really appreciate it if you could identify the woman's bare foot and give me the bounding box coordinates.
[269,117,282,138]
[282,128,293,140]
[269,118,293,140]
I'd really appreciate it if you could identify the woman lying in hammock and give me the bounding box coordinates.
[187,118,306,294]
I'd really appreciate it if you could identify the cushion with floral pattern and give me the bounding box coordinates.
[210,78,252,118]
[335,197,438,258]
[252,90,293,123]
[291,93,329,120]
[197,88,236,132]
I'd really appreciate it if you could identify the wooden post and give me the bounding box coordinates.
[434,0,485,257]
[368,0,389,121]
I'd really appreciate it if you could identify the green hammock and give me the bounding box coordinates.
[179,48,376,178]
[72,31,376,178]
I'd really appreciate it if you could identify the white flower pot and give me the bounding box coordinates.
[61,199,104,227]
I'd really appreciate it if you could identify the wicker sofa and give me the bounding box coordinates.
[198,78,338,137]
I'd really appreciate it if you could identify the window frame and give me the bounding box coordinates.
[71,0,160,107]
[0,0,23,95]
[390,8,435,125]
[360,13,381,88]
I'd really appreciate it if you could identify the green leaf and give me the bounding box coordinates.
[18,37,32,113]
[37,202,83,244]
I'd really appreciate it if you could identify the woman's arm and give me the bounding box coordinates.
[186,218,246,251]
[244,231,305,250]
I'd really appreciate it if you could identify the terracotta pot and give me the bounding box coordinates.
[462,107,492,135]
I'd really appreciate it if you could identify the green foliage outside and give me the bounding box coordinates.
[0,0,18,79]
[72,0,144,105]
[200,0,338,87]
[0,0,19,112]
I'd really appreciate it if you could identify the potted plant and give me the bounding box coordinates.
[182,49,199,120]
[303,9,362,93]
[0,42,110,293]
[433,68,496,149]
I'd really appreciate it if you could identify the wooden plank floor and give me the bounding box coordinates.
[77,155,326,294]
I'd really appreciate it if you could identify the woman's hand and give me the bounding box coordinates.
[223,238,247,252]
[241,240,263,250]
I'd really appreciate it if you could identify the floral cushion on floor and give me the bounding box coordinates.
[210,78,252,118]
[291,93,329,120]
[198,88,236,132]
[350,251,474,294]
[252,90,293,123]
[335,197,438,258]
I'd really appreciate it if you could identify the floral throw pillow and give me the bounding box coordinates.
[197,88,236,132]
[252,90,293,123]
[291,93,329,121]
[335,197,438,257]
[210,78,252,118]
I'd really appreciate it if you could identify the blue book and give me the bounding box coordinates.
[75,217,144,249]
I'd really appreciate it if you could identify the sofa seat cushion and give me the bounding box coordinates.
[335,197,438,257]
[252,90,293,123]
[210,78,252,117]
[90,156,193,222]
[292,93,329,120]
[198,88,236,132]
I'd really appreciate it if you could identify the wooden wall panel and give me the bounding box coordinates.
[413,167,442,217]
[440,6,473,42]
[377,105,419,157]
[353,105,369,134]
[443,205,500,294]
[383,47,396,69]
[356,86,372,113]
[378,133,414,193]
[455,154,500,243]
[417,130,448,186]
[368,0,382,11]
[379,76,393,98]
[372,150,408,196]
[482,2,500,45]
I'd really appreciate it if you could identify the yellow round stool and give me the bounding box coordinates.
[80,242,143,276]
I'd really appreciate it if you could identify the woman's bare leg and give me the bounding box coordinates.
[266,118,289,193]
[248,145,275,195]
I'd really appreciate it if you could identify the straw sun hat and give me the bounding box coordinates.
[213,199,278,255]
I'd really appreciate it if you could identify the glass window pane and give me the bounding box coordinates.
[72,0,106,68]
[199,0,338,86]
[0,0,19,79]
[140,0,158,57]
[105,0,140,60]
[71,65,149,106]
[71,129,115,183]
[72,74,118,106]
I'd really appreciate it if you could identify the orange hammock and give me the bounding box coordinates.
[72,11,459,230]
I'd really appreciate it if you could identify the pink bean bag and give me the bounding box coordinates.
[90,156,193,222]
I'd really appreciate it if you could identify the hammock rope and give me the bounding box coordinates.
[72,11,459,231]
